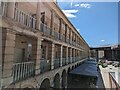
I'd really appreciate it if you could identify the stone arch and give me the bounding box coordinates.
[75,64,77,68]
[53,73,60,88]
[67,67,71,74]
[67,67,71,87]
[22,84,34,89]
[61,69,67,89]
[75,65,76,68]
[40,78,50,90]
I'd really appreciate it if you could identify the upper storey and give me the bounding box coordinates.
[1,1,89,51]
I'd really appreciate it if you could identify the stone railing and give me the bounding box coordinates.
[54,58,60,69]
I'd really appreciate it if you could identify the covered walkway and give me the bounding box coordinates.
[69,59,98,77]
[68,59,105,89]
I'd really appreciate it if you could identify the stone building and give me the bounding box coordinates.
[90,45,120,61]
[0,1,90,89]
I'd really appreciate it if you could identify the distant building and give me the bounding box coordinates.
[90,45,120,61]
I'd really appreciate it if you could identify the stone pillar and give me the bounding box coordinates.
[60,78,62,88]
[50,10,55,36]
[60,45,63,66]
[7,2,15,19]
[2,28,16,88]
[73,49,75,62]
[66,47,68,64]
[0,27,2,90]
[35,33,42,75]
[51,43,55,69]
[70,48,72,63]
[59,18,62,40]
[64,72,68,88]
[65,24,67,42]
[36,2,41,30]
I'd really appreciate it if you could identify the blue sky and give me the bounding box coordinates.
[57,2,118,47]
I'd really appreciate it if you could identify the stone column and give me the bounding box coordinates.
[0,27,2,90]
[70,48,72,63]
[60,78,62,88]
[36,2,41,30]
[50,10,55,36]
[2,28,16,88]
[65,76,68,88]
[60,45,63,66]
[66,47,68,64]
[51,43,55,69]
[73,49,75,62]
[35,33,42,75]
[7,2,15,19]
[59,18,62,40]
[65,24,67,42]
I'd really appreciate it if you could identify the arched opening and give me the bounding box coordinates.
[53,73,60,88]
[61,70,67,89]
[67,67,71,74]
[76,64,77,68]
[40,78,50,90]
[75,65,77,68]
[67,67,71,87]
[72,66,74,70]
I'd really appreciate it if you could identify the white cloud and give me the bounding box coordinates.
[62,9,78,18]
[76,28,80,31]
[74,4,80,7]
[62,10,78,13]
[80,3,92,8]
[63,13,76,18]
[70,2,73,7]
[101,40,105,42]
[74,3,92,8]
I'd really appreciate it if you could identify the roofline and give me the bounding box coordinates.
[53,2,89,48]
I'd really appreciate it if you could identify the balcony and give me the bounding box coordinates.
[61,34,65,42]
[66,38,70,44]
[13,61,35,82]
[68,57,72,64]
[62,58,67,66]
[40,60,51,73]
[54,31,60,40]
[71,57,75,63]
[14,7,36,30]
[54,58,60,69]
[40,23,51,36]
